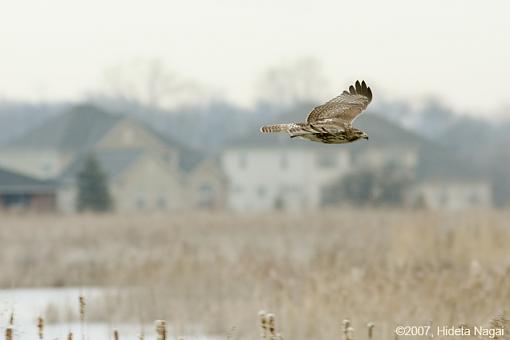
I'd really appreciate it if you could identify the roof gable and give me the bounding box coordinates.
[7,104,122,152]
[61,149,144,181]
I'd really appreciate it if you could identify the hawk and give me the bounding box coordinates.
[260,80,372,144]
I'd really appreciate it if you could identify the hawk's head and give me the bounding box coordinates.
[350,129,369,141]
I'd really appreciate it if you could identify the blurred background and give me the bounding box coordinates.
[0,1,509,339]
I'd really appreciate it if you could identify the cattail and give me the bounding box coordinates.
[367,322,375,339]
[5,326,13,340]
[79,295,86,322]
[227,326,237,340]
[113,330,119,340]
[155,320,167,340]
[79,295,86,340]
[67,331,73,340]
[343,319,353,340]
[267,314,276,340]
[37,316,45,339]
[259,311,268,340]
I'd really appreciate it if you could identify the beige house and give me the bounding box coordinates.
[187,159,227,209]
[0,104,226,212]
[60,150,186,212]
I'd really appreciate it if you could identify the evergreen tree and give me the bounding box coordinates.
[77,154,113,212]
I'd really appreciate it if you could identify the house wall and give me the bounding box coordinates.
[31,193,57,211]
[188,161,227,209]
[96,119,179,170]
[56,182,78,213]
[110,155,184,212]
[354,146,418,171]
[222,148,351,212]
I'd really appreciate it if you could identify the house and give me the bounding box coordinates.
[407,146,492,210]
[186,158,227,209]
[0,105,121,179]
[409,180,492,210]
[221,114,493,211]
[59,150,185,212]
[0,104,226,212]
[222,133,351,211]
[0,167,57,211]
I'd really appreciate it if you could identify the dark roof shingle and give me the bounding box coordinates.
[0,167,56,193]
[7,104,122,152]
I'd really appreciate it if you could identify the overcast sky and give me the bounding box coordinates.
[1,0,509,116]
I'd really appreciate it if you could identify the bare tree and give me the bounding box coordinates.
[257,57,329,107]
[95,59,206,111]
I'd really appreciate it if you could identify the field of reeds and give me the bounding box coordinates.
[1,210,510,339]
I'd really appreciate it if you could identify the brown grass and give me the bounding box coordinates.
[1,210,510,339]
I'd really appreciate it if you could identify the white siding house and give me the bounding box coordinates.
[222,147,350,211]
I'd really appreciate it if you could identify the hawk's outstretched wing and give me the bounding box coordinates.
[306,80,372,125]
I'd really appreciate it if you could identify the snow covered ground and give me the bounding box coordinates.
[0,288,216,340]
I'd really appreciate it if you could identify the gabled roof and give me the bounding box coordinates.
[61,149,145,181]
[0,167,56,193]
[7,104,122,152]
[138,121,205,171]
[7,103,206,172]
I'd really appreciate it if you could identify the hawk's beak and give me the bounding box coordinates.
[362,134,369,140]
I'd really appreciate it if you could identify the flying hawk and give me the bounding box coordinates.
[260,80,372,144]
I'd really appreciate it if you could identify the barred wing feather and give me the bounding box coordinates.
[306,80,372,125]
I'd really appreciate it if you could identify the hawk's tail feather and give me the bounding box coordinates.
[260,123,293,133]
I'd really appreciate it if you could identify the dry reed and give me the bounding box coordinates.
[367,322,375,339]
[4,327,12,340]
[1,211,510,340]
[37,316,44,339]
[78,295,86,340]
[155,320,167,340]
[343,319,353,340]
[259,311,268,340]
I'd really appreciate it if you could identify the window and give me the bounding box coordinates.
[163,154,172,164]
[157,197,167,209]
[439,191,449,205]
[468,193,480,205]
[2,194,31,207]
[257,186,266,197]
[136,197,146,210]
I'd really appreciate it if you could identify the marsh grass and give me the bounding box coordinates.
[1,210,510,339]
